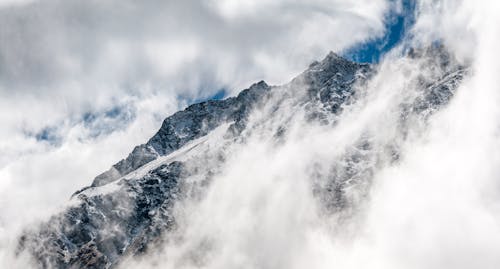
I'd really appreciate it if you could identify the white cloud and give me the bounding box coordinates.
[116,1,500,269]
[0,0,391,266]
[3,0,500,267]
[0,0,34,8]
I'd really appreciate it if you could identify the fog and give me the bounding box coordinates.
[2,0,500,268]
[0,0,388,264]
[124,1,500,268]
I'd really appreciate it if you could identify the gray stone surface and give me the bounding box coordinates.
[18,50,467,268]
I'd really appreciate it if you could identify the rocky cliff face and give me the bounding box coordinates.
[18,49,467,268]
[91,80,271,188]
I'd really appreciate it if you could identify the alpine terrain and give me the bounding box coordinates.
[17,47,467,268]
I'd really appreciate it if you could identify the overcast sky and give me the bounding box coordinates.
[3,0,500,268]
[0,0,396,245]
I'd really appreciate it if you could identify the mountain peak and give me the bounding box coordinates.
[18,49,467,269]
[326,50,340,59]
[249,80,268,89]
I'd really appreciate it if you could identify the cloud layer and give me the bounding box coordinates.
[0,0,391,266]
[6,0,500,268]
[121,1,500,268]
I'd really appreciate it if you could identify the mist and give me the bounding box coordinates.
[2,0,500,268]
[122,1,500,268]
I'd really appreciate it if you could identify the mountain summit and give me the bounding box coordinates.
[18,50,466,268]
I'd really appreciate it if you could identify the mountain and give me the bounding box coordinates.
[17,49,467,268]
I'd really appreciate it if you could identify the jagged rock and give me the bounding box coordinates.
[91,81,270,187]
[18,50,468,268]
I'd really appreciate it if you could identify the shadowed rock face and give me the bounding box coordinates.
[20,161,184,269]
[91,80,271,188]
[18,50,467,268]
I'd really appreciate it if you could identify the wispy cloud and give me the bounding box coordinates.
[0,0,391,266]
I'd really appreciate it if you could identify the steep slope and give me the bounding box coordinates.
[91,80,271,188]
[18,49,467,268]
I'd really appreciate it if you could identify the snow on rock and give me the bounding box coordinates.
[18,49,468,268]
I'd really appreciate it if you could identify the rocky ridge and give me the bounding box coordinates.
[18,49,467,268]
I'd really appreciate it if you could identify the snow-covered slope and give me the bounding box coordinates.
[18,48,467,268]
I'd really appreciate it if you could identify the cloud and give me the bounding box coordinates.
[114,1,500,269]
[3,0,500,267]
[0,0,34,8]
[0,0,392,266]
[0,0,389,92]
[0,0,391,161]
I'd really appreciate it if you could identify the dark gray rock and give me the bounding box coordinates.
[20,162,185,269]
[19,50,468,268]
[91,80,270,187]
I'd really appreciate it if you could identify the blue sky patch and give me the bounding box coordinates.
[34,126,62,146]
[343,0,416,63]
[179,88,227,105]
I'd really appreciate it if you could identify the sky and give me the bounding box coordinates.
[0,0,393,259]
[122,0,500,267]
[3,0,500,268]
[0,0,393,223]
[343,0,415,63]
